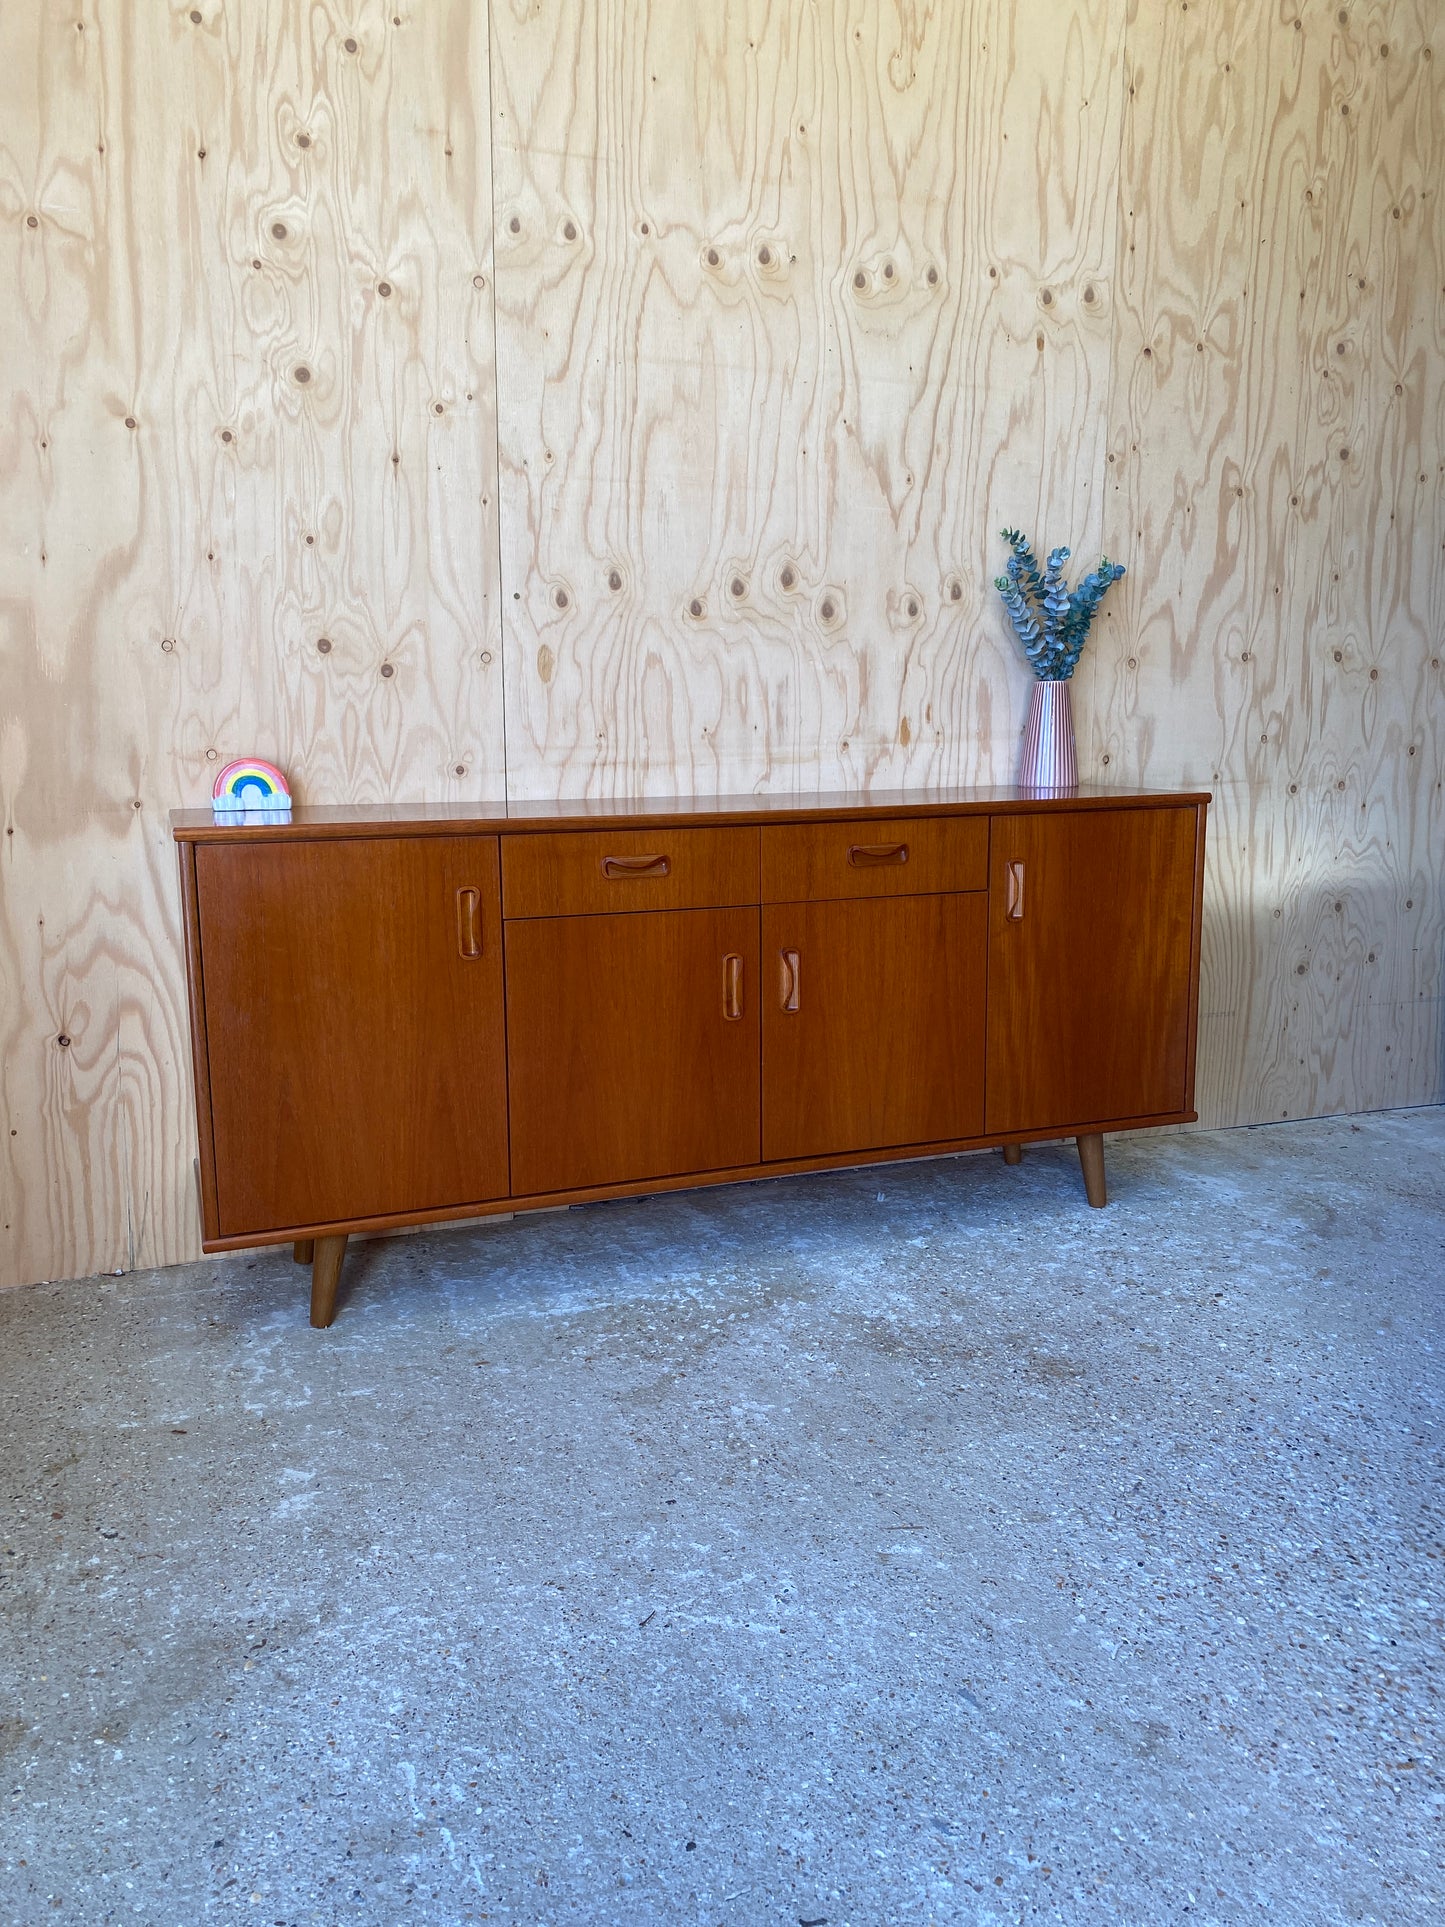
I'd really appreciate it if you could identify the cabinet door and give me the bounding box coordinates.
[986,807,1201,1134]
[506,908,760,1196]
[762,895,987,1162]
[196,836,509,1236]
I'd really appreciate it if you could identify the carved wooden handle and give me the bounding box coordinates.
[1006,861,1025,921]
[456,887,482,959]
[602,853,671,879]
[723,953,744,1022]
[779,948,800,1013]
[847,842,909,867]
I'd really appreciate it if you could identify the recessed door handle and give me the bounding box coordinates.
[456,887,482,958]
[1006,861,1025,921]
[602,853,671,880]
[779,948,800,1012]
[723,953,744,1022]
[848,842,909,867]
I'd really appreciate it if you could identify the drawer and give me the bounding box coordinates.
[502,825,759,918]
[762,815,988,902]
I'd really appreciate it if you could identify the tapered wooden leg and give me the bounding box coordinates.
[1076,1134,1107,1208]
[1001,1142,1023,1166]
[309,1235,348,1328]
[293,1240,314,1265]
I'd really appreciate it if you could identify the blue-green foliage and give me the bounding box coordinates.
[994,528,1126,681]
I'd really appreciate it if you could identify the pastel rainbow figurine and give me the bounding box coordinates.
[211,757,292,823]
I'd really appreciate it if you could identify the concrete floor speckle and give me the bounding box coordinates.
[1,1112,1442,1926]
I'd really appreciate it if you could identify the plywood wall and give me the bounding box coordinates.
[0,1,505,1288]
[1095,0,1444,1126]
[2,0,1441,1290]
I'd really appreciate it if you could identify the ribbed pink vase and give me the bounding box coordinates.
[1019,679,1078,792]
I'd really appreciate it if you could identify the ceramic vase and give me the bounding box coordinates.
[1019,678,1078,791]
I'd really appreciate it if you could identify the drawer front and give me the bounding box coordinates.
[503,826,759,918]
[762,815,988,902]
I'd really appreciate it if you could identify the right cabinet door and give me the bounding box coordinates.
[762,894,987,1162]
[986,806,1201,1135]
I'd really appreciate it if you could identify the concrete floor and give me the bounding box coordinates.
[1,1114,1441,1927]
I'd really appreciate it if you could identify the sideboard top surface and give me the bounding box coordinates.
[172,784,1211,844]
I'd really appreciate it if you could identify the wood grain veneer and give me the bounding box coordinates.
[502,826,759,919]
[505,905,762,1196]
[761,817,989,904]
[173,791,1208,1321]
[761,893,987,1160]
[196,836,510,1236]
[985,806,1200,1135]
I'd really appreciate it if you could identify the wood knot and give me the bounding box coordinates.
[294,366,311,384]
[378,281,392,297]
[563,220,577,241]
[780,565,795,591]
[317,637,332,654]
[57,1034,71,1048]
[380,661,395,679]
[608,570,622,592]
[272,222,287,239]
[344,36,358,53]
[688,598,704,619]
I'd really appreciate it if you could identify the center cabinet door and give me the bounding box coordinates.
[761,895,988,1162]
[505,908,762,1197]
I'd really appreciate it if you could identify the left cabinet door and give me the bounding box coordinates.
[196,836,510,1237]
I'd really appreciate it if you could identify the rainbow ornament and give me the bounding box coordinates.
[211,757,292,823]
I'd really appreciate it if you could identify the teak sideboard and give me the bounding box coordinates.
[172,787,1209,1326]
